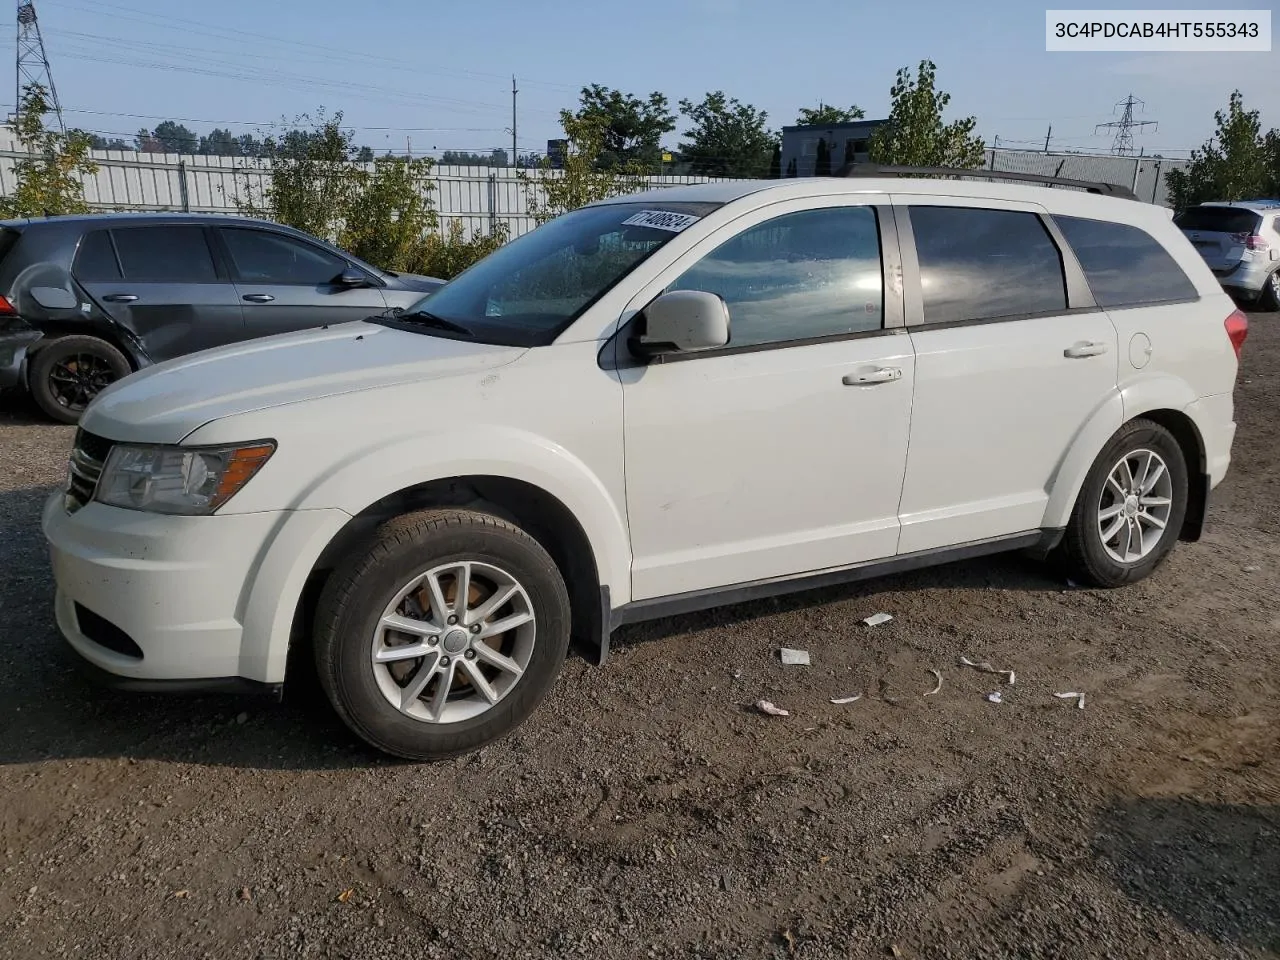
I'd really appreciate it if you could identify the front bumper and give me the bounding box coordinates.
[42,493,348,685]
[0,328,40,389]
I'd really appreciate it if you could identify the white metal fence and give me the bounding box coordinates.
[0,133,1190,239]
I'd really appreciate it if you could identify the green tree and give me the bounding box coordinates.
[814,137,831,176]
[795,103,865,126]
[83,132,131,151]
[677,91,778,178]
[1164,91,1271,211]
[139,120,199,154]
[338,154,439,270]
[576,84,675,170]
[1266,128,1280,195]
[355,145,375,162]
[868,59,984,169]
[0,84,98,218]
[519,110,649,225]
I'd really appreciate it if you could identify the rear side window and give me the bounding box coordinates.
[73,230,120,281]
[908,207,1067,325]
[1174,207,1261,234]
[1055,216,1198,308]
[112,226,218,282]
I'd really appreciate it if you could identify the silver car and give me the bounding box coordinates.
[1175,200,1280,310]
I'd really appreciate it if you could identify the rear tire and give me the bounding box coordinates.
[1059,419,1189,588]
[313,508,571,760]
[28,335,131,425]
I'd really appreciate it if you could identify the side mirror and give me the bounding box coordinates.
[629,290,730,358]
[335,269,370,288]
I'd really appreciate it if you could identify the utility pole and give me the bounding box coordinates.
[511,75,518,170]
[15,0,63,131]
[1044,124,1052,152]
[1095,94,1157,156]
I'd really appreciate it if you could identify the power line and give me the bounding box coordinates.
[15,0,63,130]
[1095,94,1157,156]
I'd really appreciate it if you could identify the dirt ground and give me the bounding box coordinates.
[1,314,1277,960]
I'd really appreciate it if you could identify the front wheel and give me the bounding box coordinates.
[313,508,571,760]
[1059,419,1189,588]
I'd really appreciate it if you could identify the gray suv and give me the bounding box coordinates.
[0,213,445,423]
[1175,200,1280,310]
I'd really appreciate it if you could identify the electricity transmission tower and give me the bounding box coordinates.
[15,0,63,131]
[1095,94,1156,156]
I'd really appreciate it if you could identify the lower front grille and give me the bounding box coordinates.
[64,428,113,513]
[74,603,143,660]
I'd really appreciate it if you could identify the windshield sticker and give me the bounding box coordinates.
[620,210,702,233]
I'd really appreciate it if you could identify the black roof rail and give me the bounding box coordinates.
[832,162,1140,201]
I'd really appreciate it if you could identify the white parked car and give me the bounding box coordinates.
[43,169,1247,759]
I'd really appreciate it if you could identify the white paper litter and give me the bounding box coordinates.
[986,691,1003,704]
[959,656,1015,685]
[779,648,811,666]
[1054,692,1086,709]
[862,612,894,627]
[754,699,790,717]
[924,669,943,697]
[829,694,863,704]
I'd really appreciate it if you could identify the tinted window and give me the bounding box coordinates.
[221,228,349,285]
[1056,215,1198,308]
[73,230,120,281]
[667,206,883,348]
[1173,207,1261,234]
[113,226,217,282]
[909,207,1066,325]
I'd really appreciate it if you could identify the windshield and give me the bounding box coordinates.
[373,200,722,346]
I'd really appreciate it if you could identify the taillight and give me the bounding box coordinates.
[1225,308,1248,358]
[0,295,16,315]
[1233,231,1269,250]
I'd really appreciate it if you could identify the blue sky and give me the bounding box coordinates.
[17,0,1280,158]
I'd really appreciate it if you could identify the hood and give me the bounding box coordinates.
[390,272,447,292]
[81,321,524,444]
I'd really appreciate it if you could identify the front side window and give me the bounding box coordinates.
[388,201,722,347]
[667,206,884,349]
[1055,215,1198,308]
[112,226,218,283]
[221,228,350,285]
[909,206,1067,325]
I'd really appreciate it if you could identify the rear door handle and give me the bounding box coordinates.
[102,293,138,303]
[1064,341,1109,358]
[242,294,275,303]
[842,367,902,386]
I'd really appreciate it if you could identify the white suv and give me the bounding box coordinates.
[42,170,1248,759]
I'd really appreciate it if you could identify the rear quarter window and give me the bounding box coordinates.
[1055,215,1198,308]
[73,230,121,281]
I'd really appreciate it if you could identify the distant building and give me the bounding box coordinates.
[780,119,889,177]
[546,139,568,170]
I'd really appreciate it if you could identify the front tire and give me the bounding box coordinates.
[313,508,571,760]
[1060,419,1189,588]
[28,335,131,424]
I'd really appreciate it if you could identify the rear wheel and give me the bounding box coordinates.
[1059,419,1188,588]
[28,335,131,424]
[313,508,571,760]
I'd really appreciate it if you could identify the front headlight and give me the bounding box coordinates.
[95,442,276,515]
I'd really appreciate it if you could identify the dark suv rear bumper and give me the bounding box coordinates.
[0,328,40,390]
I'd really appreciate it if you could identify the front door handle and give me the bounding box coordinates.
[242,293,275,303]
[102,293,138,303]
[842,366,902,386]
[1064,341,1109,358]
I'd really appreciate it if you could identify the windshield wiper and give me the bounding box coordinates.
[390,309,473,336]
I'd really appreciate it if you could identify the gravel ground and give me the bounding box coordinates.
[1,315,1278,960]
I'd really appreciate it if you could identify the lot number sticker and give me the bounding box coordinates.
[621,210,702,233]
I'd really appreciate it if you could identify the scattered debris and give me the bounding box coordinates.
[781,926,798,955]
[890,946,905,958]
[238,887,252,902]
[959,655,1015,685]
[1054,692,1086,709]
[818,855,831,865]
[779,648,811,666]
[862,612,894,627]
[923,669,943,697]
[173,890,190,899]
[829,694,863,704]
[754,699,790,717]
[986,691,1003,704]
[336,888,355,904]
[1243,565,1260,573]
